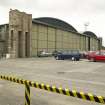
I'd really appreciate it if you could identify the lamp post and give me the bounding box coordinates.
[84,22,89,31]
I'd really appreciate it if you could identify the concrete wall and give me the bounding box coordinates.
[0,24,9,56]
[9,9,32,58]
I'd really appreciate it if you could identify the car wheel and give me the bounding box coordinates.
[62,57,64,60]
[71,57,75,61]
[76,58,79,61]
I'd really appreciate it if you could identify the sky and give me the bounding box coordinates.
[0,0,105,46]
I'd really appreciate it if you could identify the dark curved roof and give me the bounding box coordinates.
[83,31,97,38]
[33,17,77,32]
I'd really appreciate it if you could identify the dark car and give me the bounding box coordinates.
[54,50,81,61]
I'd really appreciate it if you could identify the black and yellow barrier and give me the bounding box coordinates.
[0,75,105,105]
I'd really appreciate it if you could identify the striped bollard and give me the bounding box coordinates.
[25,81,30,105]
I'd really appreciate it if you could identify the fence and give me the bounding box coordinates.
[0,75,105,105]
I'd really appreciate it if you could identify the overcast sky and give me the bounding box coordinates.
[0,0,105,46]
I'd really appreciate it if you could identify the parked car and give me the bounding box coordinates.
[38,51,52,57]
[88,50,105,62]
[54,50,81,61]
[86,51,96,59]
[52,50,62,56]
[80,51,88,59]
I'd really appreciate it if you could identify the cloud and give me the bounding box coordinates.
[0,0,39,9]
[0,0,105,45]
[1,0,105,15]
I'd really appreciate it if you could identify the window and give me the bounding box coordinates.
[101,52,105,55]
[95,51,100,55]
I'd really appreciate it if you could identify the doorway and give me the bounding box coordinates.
[18,31,22,57]
[25,32,30,57]
[88,37,90,51]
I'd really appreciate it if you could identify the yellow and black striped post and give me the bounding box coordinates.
[25,81,30,105]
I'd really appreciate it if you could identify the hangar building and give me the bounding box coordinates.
[0,9,102,58]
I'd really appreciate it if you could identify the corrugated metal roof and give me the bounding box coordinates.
[32,17,77,32]
[83,31,97,38]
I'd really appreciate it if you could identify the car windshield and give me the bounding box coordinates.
[101,51,105,55]
[95,51,100,55]
[62,51,69,54]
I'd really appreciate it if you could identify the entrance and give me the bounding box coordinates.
[18,31,22,57]
[88,37,90,51]
[25,32,30,57]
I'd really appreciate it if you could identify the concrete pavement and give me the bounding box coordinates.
[0,57,105,105]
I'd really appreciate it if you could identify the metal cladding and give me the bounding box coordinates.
[83,31,97,38]
[33,17,77,32]
[0,75,105,104]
